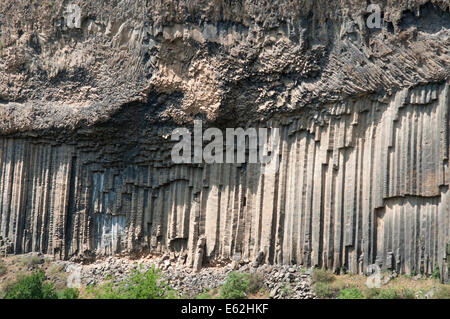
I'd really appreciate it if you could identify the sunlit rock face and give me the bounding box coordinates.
[0,1,448,281]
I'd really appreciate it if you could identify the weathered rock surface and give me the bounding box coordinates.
[0,1,449,282]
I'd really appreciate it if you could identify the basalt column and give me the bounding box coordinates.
[0,83,448,281]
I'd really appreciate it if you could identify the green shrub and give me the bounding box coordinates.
[400,288,415,299]
[280,283,293,298]
[432,266,440,280]
[434,286,450,299]
[312,269,335,284]
[58,288,80,299]
[0,259,6,276]
[365,287,416,299]
[195,290,214,299]
[21,255,43,268]
[88,265,176,299]
[338,288,365,299]
[0,278,14,299]
[248,272,264,294]
[364,288,381,299]
[220,272,251,299]
[313,282,335,299]
[4,270,57,299]
[374,288,400,299]
[49,264,65,275]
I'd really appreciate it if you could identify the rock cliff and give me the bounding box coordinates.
[0,0,449,281]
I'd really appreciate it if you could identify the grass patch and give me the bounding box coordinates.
[363,287,381,299]
[374,288,401,299]
[3,270,57,299]
[312,268,337,298]
[195,287,221,299]
[195,289,216,299]
[280,283,294,298]
[400,288,416,299]
[20,255,43,268]
[86,265,177,299]
[313,282,336,298]
[363,287,415,299]
[48,264,65,275]
[312,269,335,284]
[220,272,251,299]
[218,272,266,299]
[431,266,440,280]
[434,285,450,299]
[57,288,80,299]
[248,272,264,294]
[313,270,449,299]
[0,259,6,276]
[338,287,365,299]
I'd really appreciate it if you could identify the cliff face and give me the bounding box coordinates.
[0,1,449,280]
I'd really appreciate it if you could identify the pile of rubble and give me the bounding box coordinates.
[55,255,315,299]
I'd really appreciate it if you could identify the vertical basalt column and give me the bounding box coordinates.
[0,84,448,279]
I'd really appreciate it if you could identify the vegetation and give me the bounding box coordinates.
[3,270,58,299]
[432,266,440,280]
[247,272,264,294]
[311,269,337,298]
[195,289,216,299]
[0,259,6,276]
[373,288,401,299]
[58,288,80,299]
[0,255,448,300]
[220,272,251,299]
[280,283,293,298]
[434,285,450,299]
[400,288,416,299]
[313,282,336,298]
[311,267,450,299]
[338,288,365,299]
[48,264,65,276]
[195,272,266,299]
[311,269,335,284]
[87,266,177,299]
[363,287,381,299]
[20,255,43,268]
[335,286,418,299]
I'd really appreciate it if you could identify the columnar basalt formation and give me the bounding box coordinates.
[0,83,448,280]
[0,1,449,281]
